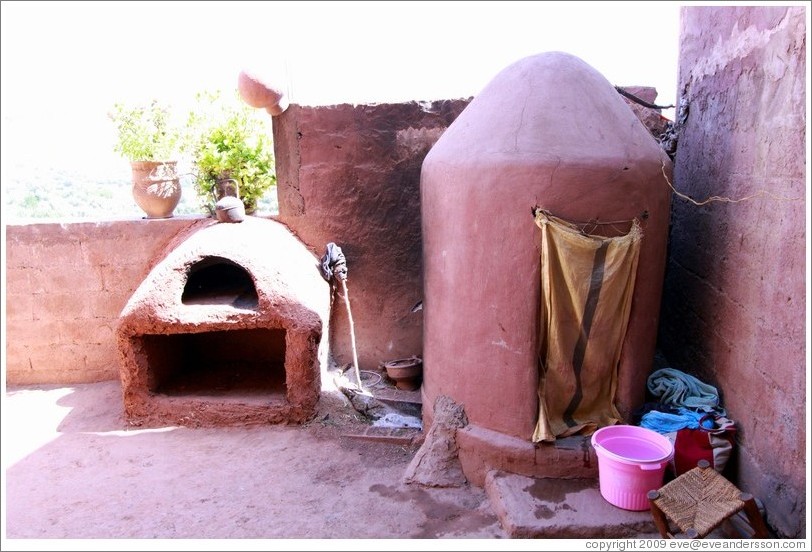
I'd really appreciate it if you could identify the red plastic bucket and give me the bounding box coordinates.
[591,425,674,511]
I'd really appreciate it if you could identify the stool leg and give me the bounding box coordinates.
[648,490,671,538]
[741,493,770,538]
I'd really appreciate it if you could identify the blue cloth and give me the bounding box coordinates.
[647,367,720,410]
[640,407,709,434]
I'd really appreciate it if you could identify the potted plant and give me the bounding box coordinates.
[187,89,276,216]
[109,99,186,218]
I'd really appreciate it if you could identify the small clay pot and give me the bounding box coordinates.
[215,196,246,223]
[383,357,423,391]
[213,178,245,223]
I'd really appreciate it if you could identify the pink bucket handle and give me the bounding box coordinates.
[639,462,665,471]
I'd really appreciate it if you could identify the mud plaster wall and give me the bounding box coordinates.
[5,218,200,384]
[658,6,806,538]
[272,100,470,371]
[4,102,469,385]
[5,95,664,388]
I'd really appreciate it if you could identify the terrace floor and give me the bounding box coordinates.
[3,380,505,545]
[2,379,755,548]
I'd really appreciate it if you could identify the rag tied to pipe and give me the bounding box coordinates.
[319,242,364,391]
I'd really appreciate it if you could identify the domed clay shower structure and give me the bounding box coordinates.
[420,52,672,484]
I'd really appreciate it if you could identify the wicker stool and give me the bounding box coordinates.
[647,459,769,539]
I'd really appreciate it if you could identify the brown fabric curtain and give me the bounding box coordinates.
[533,210,642,442]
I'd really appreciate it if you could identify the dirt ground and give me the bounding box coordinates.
[2,380,508,548]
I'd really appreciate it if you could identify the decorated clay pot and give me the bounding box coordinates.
[130,161,181,219]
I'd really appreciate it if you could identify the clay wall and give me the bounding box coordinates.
[5,101,470,384]
[5,218,199,384]
[2,95,666,387]
[272,100,469,371]
[658,6,806,538]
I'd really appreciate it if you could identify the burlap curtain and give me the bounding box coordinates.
[533,209,642,442]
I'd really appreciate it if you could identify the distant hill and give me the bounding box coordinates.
[2,159,278,221]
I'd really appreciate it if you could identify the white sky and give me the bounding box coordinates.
[1,0,683,172]
[1,0,682,106]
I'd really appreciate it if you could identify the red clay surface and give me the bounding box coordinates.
[2,381,506,544]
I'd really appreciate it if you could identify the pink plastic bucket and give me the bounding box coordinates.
[591,425,674,511]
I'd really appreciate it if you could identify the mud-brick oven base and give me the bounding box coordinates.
[116,217,331,428]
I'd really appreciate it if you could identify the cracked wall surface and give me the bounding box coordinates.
[659,5,806,538]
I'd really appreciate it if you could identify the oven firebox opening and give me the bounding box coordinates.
[139,328,286,400]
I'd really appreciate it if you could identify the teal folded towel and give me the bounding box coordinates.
[647,367,720,410]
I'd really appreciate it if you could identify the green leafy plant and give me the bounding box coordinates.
[109,99,186,161]
[187,90,276,215]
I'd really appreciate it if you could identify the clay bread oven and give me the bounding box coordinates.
[117,217,331,427]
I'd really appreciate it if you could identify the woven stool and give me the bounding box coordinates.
[647,459,769,539]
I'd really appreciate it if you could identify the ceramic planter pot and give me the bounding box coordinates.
[130,161,181,219]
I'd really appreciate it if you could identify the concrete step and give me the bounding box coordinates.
[342,425,422,446]
[369,379,422,415]
[484,470,661,538]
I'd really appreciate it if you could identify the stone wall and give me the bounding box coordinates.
[658,6,806,538]
[272,100,470,371]
[5,218,200,384]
